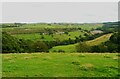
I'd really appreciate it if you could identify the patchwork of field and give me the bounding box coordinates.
[2,23,103,30]
[2,23,103,43]
[2,53,119,77]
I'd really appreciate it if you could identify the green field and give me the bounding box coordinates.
[2,53,119,77]
[2,23,103,43]
[86,33,112,46]
[2,23,103,35]
[52,31,86,41]
[12,33,55,41]
[2,23,103,30]
[12,30,86,42]
[49,33,112,53]
[49,43,78,53]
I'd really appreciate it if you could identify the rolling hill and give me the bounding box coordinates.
[49,33,112,53]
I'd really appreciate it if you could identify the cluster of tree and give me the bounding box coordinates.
[2,32,48,53]
[76,32,120,53]
[2,23,26,28]
[96,22,118,33]
[104,32,120,52]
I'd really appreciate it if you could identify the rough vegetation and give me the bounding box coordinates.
[2,53,119,77]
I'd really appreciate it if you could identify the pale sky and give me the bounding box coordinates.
[2,2,118,23]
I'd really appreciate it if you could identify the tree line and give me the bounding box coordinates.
[2,31,119,53]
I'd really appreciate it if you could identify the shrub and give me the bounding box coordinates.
[72,61,80,65]
[33,41,48,52]
[58,50,65,53]
[76,42,91,52]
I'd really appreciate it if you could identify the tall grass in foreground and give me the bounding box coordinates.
[2,53,119,77]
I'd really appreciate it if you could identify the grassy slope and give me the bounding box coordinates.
[2,53,119,77]
[50,44,78,53]
[49,33,112,53]
[86,33,112,46]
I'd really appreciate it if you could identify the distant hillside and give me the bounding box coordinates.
[86,33,112,46]
[49,33,112,53]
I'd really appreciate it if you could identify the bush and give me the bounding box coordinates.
[33,41,48,52]
[58,50,65,53]
[76,42,91,52]
[64,31,68,34]
[91,44,108,53]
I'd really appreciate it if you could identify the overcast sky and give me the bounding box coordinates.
[2,2,118,23]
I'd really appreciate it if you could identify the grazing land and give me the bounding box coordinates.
[49,33,112,53]
[2,53,119,77]
[1,22,119,77]
[2,23,102,42]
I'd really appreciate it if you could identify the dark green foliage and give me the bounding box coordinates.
[2,32,48,53]
[76,42,91,52]
[18,39,34,53]
[41,35,44,39]
[58,49,65,53]
[2,32,21,53]
[105,41,118,53]
[91,44,108,53]
[110,33,120,44]
[33,41,48,52]
[64,31,68,34]
[104,32,120,52]
[78,27,81,30]
[84,33,89,37]
[72,61,80,65]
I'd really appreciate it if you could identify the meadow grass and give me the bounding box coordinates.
[13,33,55,41]
[86,33,112,46]
[49,43,78,53]
[12,31,85,42]
[2,53,119,77]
